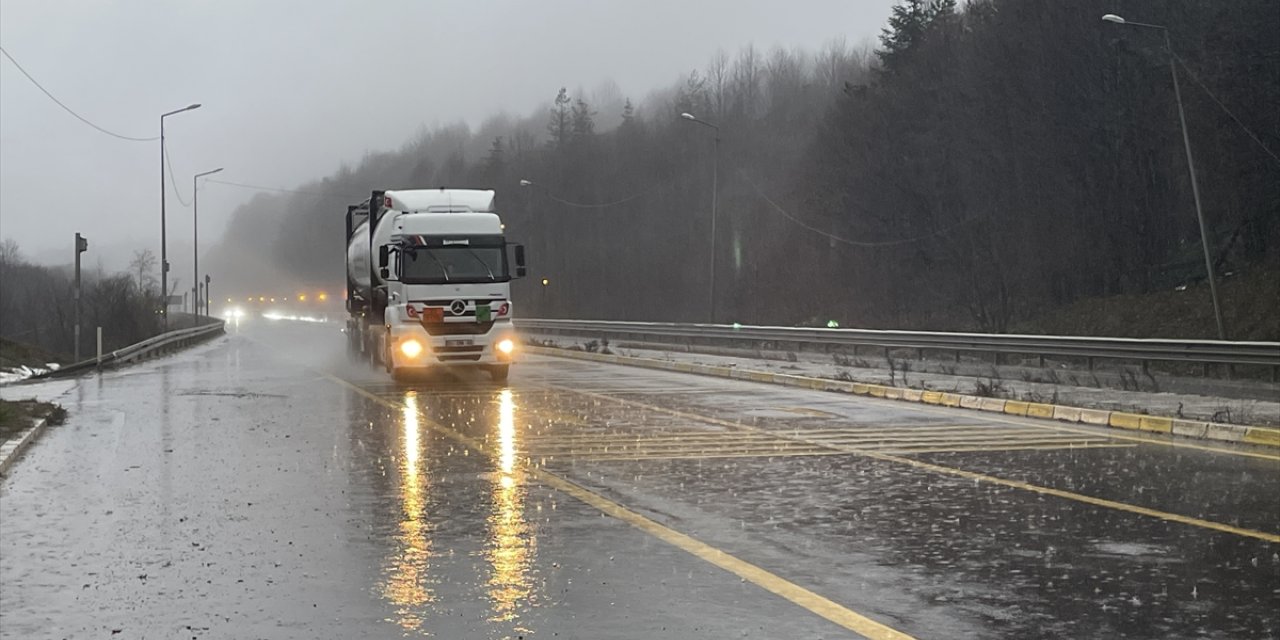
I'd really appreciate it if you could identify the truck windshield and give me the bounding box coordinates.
[400,244,508,284]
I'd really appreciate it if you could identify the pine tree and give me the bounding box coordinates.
[547,88,571,148]
[571,98,596,139]
[876,0,953,72]
[621,98,635,125]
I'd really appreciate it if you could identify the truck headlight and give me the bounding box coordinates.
[496,338,515,355]
[400,339,424,358]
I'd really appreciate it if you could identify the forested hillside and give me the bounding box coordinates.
[203,0,1279,337]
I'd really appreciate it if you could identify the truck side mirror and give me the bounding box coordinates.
[380,268,390,279]
[378,245,390,268]
[513,244,526,278]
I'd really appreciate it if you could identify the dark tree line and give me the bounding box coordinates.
[204,0,1278,337]
[0,242,165,360]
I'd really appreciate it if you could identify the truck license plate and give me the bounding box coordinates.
[446,339,472,347]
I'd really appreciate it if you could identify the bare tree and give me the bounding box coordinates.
[129,249,157,293]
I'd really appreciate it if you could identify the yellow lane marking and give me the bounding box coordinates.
[781,406,841,418]
[523,425,1046,442]
[579,443,1134,462]
[562,450,854,462]
[525,435,1103,455]
[555,385,1280,544]
[543,355,1280,461]
[327,373,914,640]
[897,401,1280,462]
[879,443,1133,455]
[783,425,1018,435]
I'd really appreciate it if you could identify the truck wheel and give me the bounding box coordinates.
[489,365,510,383]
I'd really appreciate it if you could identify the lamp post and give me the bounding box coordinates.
[193,167,223,316]
[680,112,721,324]
[160,103,201,328]
[1102,14,1225,340]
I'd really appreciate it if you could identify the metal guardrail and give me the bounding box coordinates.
[34,320,226,379]
[516,319,1280,370]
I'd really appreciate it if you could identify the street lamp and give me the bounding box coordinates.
[680,111,721,324]
[1102,15,1225,339]
[193,167,223,316]
[160,103,201,327]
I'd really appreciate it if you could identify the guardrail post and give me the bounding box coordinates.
[1037,355,1045,368]
[96,327,103,368]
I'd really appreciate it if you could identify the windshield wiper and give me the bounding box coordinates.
[418,249,450,282]
[464,248,497,281]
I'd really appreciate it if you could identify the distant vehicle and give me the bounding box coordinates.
[344,189,526,381]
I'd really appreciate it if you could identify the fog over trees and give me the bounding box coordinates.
[203,0,1278,335]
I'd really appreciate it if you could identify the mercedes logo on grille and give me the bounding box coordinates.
[449,299,468,316]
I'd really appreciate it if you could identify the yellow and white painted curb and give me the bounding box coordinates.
[528,346,1280,450]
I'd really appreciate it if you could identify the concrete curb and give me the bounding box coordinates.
[528,346,1280,450]
[0,417,49,477]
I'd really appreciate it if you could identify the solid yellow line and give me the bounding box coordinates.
[530,470,914,639]
[532,446,829,459]
[859,447,1280,543]
[557,385,1280,544]
[575,443,1135,462]
[882,443,1134,455]
[569,450,855,462]
[325,373,915,640]
[815,434,1108,446]
[524,431,774,443]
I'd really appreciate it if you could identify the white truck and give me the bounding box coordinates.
[345,189,526,381]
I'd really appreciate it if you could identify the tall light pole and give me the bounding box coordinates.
[1102,15,1225,339]
[680,112,721,324]
[160,103,201,328]
[193,167,223,317]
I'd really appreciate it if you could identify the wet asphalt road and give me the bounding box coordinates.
[1,317,1277,639]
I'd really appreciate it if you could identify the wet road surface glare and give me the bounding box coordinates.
[1,318,1277,639]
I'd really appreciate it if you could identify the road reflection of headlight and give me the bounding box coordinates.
[400,339,424,358]
[497,339,515,355]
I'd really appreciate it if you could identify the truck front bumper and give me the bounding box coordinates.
[385,323,517,370]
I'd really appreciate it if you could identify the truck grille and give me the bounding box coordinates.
[437,354,482,362]
[423,321,495,336]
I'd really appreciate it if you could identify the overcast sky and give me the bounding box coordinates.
[1,0,895,271]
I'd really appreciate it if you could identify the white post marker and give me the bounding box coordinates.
[96,327,103,367]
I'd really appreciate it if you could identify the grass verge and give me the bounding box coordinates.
[0,399,66,443]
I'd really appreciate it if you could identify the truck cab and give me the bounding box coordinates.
[346,189,525,381]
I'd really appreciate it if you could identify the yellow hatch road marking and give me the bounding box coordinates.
[900,402,1280,462]
[538,358,1280,462]
[556,386,1280,544]
[327,374,915,640]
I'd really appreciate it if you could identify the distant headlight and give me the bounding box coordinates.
[400,339,424,359]
[496,338,515,355]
